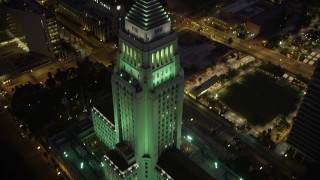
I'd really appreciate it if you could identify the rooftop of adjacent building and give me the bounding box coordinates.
[58,0,122,7]
[89,0,123,6]
[71,117,94,135]
[247,1,283,25]
[238,4,265,19]
[115,141,135,157]
[48,118,105,179]
[221,0,260,14]
[57,0,85,12]
[157,148,213,180]
[217,0,283,27]
[93,97,115,125]
[190,75,220,98]
[105,142,136,171]
[1,0,55,18]
[58,0,123,20]
[212,13,241,25]
[103,147,215,179]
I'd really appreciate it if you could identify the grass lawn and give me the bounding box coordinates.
[219,71,303,125]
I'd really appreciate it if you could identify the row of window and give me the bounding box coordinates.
[152,65,175,87]
[115,81,135,144]
[151,45,174,69]
[93,117,115,148]
[157,84,179,97]
[155,27,163,34]
[121,43,141,68]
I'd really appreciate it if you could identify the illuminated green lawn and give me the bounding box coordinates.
[219,71,303,125]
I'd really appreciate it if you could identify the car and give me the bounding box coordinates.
[20,132,26,138]
[1,91,8,97]
[2,79,11,85]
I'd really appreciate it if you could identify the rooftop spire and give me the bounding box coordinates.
[125,0,170,31]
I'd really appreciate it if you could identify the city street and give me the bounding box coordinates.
[183,94,304,178]
[171,13,315,80]
[0,110,60,180]
[1,59,77,93]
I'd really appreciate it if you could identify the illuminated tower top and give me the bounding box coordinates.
[124,0,171,42]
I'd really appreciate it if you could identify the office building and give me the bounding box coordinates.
[211,0,283,35]
[0,0,61,57]
[56,0,124,42]
[287,61,320,163]
[91,0,213,179]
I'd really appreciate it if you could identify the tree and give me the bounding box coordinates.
[54,68,68,83]
[47,71,53,79]
[45,78,56,89]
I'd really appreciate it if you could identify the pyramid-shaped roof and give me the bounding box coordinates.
[125,0,170,31]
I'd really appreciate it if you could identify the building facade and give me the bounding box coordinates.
[56,0,124,42]
[287,62,320,163]
[92,0,184,179]
[92,106,117,150]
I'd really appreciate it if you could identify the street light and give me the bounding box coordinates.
[214,162,218,169]
[187,135,192,141]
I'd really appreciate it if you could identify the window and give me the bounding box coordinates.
[155,27,163,34]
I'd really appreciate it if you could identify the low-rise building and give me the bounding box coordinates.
[212,0,284,35]
[48,119,105,180]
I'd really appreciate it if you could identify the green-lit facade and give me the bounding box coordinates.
[92,107,117,150]
[92,0,184,179]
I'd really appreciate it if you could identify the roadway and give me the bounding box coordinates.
[0,108,60,180]
[171,13,315,80]
[182,94,302,178]
[1,59,77,94]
